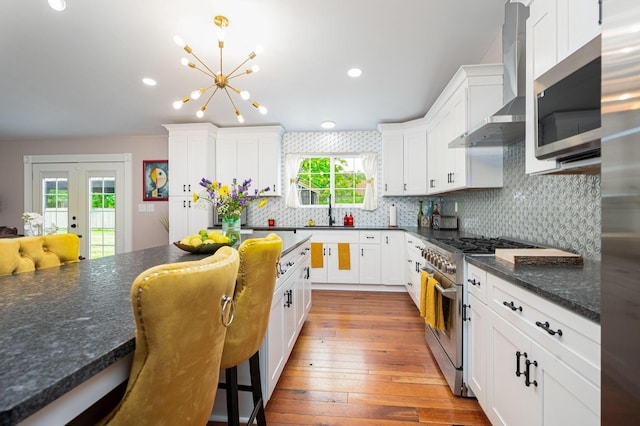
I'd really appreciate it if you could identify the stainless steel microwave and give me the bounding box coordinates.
[534,36,601,162]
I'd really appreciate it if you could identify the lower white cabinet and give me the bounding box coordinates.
[466,263,601,426]
[359,231,381,284]
[404,233,425,309]
[310,230,360,285]
[466,292,487,409]
[211,240,311,421]
[262,241,311,401]
[311,230,408,290]
[380,231,405,285]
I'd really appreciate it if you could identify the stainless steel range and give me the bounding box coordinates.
[421,236,538,396]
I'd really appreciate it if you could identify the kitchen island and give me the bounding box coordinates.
[0,230,310,426]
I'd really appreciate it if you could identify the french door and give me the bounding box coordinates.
[25,154,132,259]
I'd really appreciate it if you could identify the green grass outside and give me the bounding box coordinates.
[90,228,116,259]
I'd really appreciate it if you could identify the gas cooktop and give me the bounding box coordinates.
[433,237,538,254]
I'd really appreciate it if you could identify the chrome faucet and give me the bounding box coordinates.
[328,198,335,226]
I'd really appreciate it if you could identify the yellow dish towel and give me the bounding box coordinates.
[419,271,429,318]
[337,243,351,270]
[425,276,446,331]
[310,242,323,268]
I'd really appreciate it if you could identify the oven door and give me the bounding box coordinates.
[426,271,463,369]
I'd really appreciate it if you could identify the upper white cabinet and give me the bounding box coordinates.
[163,123,217,242]
[215,126,284,196]
[379,119,428,196]
[164,123,217,197]
[525,0,602,174]
[529,0,601,80]
[426,64,504,195]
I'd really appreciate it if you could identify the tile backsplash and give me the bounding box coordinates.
[247,131,601,260]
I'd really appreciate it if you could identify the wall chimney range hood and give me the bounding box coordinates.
[449,1,529,148]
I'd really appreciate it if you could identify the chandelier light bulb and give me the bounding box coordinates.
[258,105,268,115]
[237,114,245,123]
[251,65,260,73]
[180,57,189,66]
[190,89,203,100]
[240,90,250,100]
[254,45,264,55]
[173,100,183,110]
[173,35,186,48]
[48,0,66,11]
[196,110,204,118]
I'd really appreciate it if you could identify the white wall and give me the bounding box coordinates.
[0,135,169,251]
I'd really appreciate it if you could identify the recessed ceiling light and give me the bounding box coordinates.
[142,78,157,86]
[347,68,362,78]
[48,0,66,11]
[321,121,336,129]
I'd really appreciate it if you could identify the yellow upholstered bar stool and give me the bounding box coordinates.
[98,246,240,426]
[219,233,283,426]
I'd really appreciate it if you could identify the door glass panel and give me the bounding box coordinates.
[42,177,69,234]
[89,177,116,259]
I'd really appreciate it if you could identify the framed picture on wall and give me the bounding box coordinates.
[143,160,169,201]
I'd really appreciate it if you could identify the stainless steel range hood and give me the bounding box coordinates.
[449,1,529,148]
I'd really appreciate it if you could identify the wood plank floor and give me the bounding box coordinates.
[212,289,491,425]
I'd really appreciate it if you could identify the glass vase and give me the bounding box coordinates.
[221,217,241,247]
[24,222,41,236]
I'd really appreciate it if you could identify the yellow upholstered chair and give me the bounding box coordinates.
[0,234,80,276]
[99,246,240,426]
[219,233,283,426]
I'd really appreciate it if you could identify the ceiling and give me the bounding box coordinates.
[0,0,508,142]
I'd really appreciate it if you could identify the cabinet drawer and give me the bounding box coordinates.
[488,273,600,386]
[310,230,359,244]
[359,231,381,244]
[466,262,487,303]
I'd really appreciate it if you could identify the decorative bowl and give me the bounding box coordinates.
[173,238,236,254]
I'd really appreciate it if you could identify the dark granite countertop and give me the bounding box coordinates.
[464,255,600,322]
[257,225,600,322]
[0,231,309,426]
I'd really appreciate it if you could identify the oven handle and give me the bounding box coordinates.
[435,283,457,300]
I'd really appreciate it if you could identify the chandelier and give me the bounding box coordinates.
[172,15,267,123]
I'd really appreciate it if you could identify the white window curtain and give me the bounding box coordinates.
[361,153,377,211]
[285,154,301,208]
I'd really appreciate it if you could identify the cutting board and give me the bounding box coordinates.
[495,248,583,266]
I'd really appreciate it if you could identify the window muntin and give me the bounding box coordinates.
[296,156,366,207]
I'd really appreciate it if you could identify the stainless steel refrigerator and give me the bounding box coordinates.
[601,0,640,422]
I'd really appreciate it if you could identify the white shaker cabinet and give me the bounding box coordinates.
[379,119,428,196]
[215,126,284,195]
[464,263,488,408]
[529,0,601,80]
[358,231,381,284]
[404,233,425,310]
[380,231,405,286]
[261,240,311,401]
[310,230,360,285]
[163,123,217,243]
[465,262,601,426]
[426,64,504,195]
[525,0,602,175]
